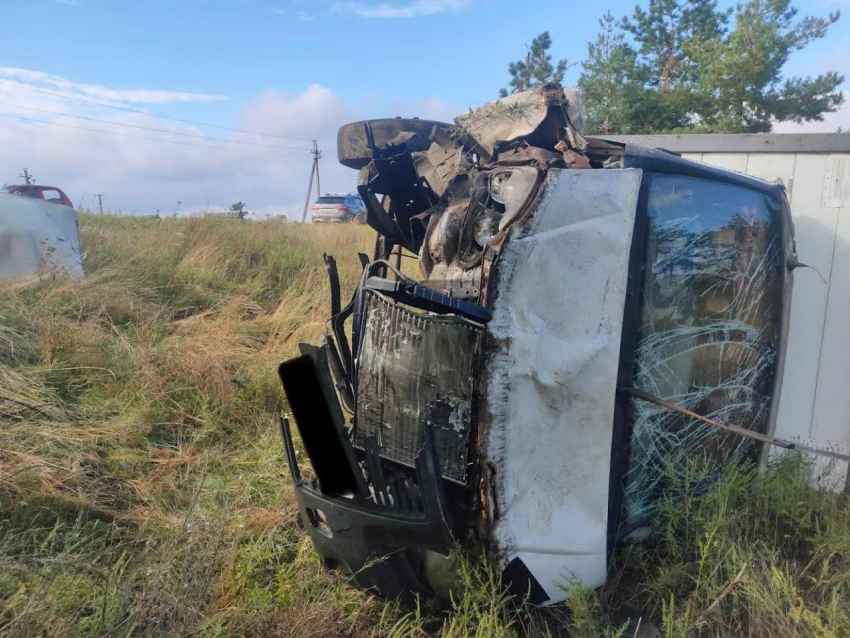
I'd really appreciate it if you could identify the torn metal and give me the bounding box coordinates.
[278,85,794,605]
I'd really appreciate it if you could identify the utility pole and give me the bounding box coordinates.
[96,193,104,215]
[314,140,322,198]
[301,140,322,223]
[19,168,34,185]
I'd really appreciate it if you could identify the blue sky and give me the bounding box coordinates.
[1,0,847,217]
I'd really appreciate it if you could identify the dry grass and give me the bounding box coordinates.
[0,214,847,637]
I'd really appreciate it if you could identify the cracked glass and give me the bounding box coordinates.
[624,173,784,526]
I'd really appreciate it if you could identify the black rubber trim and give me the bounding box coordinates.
[606,174,651,550]
[623,145,786,200]
[502,557,549,604]
[279,349,363,497]
[279,413,455,600]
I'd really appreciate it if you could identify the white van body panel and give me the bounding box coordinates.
[484,168,642,603]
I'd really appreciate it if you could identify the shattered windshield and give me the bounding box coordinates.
[624,173,785,526]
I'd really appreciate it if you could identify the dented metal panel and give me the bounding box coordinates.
[484,168,642,601]
[456,87,586,159]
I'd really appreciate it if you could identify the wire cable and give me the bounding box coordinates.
[0,112,309,157]
[623,387,850,463]
[0,79,312,142]
[0,101,311,152]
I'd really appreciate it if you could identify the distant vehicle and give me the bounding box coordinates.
[1,185,74,208]
[0,191,83,279]
[311,194,366,224]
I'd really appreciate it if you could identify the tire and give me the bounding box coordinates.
[336,117,453,170]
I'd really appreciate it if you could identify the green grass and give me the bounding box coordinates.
[1,214,848,637]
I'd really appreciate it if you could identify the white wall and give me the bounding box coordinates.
[683,151,850,484]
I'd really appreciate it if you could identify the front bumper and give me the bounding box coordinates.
[280,416,454,598]
[278,337,461,599]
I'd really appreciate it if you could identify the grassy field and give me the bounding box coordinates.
[1,214,848,637]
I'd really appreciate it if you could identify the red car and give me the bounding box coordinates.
[1,184,74,208]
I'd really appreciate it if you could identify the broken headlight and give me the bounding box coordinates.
[489,167,538,231]
[472,209,501,247]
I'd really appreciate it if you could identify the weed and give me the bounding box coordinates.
[1,215,847,637]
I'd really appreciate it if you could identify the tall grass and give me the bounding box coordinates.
[0,214,847,637]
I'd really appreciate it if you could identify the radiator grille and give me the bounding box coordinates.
[354,291,483,484]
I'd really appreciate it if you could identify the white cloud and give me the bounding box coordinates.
[360,92,461,122]
[273,5,319,21]
[0,68,226,105]
[329,0,468,18]
[0,72,366,219]
[0,68,464,220]
[238,85,360,141]
[773,91,850,133]
[389,98,459,123]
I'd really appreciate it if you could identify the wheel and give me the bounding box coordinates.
[337,117,453,169]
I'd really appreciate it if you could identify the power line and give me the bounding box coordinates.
[1,100,313,152]
[0,101,312,152]
[0,80,313,142]
[0,112,310,157]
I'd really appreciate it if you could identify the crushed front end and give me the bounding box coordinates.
[278,85,795,604]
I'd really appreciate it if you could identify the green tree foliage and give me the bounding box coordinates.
[622,0,730,91]
[688,0,844,132]
[499,32,569,97]
[579,12,646,133]
[504,0,843,133]
[617,0,732,130]
[229,201,246,213]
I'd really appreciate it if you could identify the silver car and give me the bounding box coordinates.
[311,194,366,224]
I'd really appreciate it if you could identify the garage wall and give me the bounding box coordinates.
[613,134,850,484]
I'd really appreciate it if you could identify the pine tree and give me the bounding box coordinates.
[623,0,729,90]
[503,0,843,134]
[499,32,570,97]
[579,12,646,133]
[689,0,843,132]
[620,0,730,129]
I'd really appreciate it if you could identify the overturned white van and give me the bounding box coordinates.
[277,86,794,605]
[0,193,83,280]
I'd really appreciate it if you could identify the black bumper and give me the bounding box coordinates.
[278,348,456,600]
